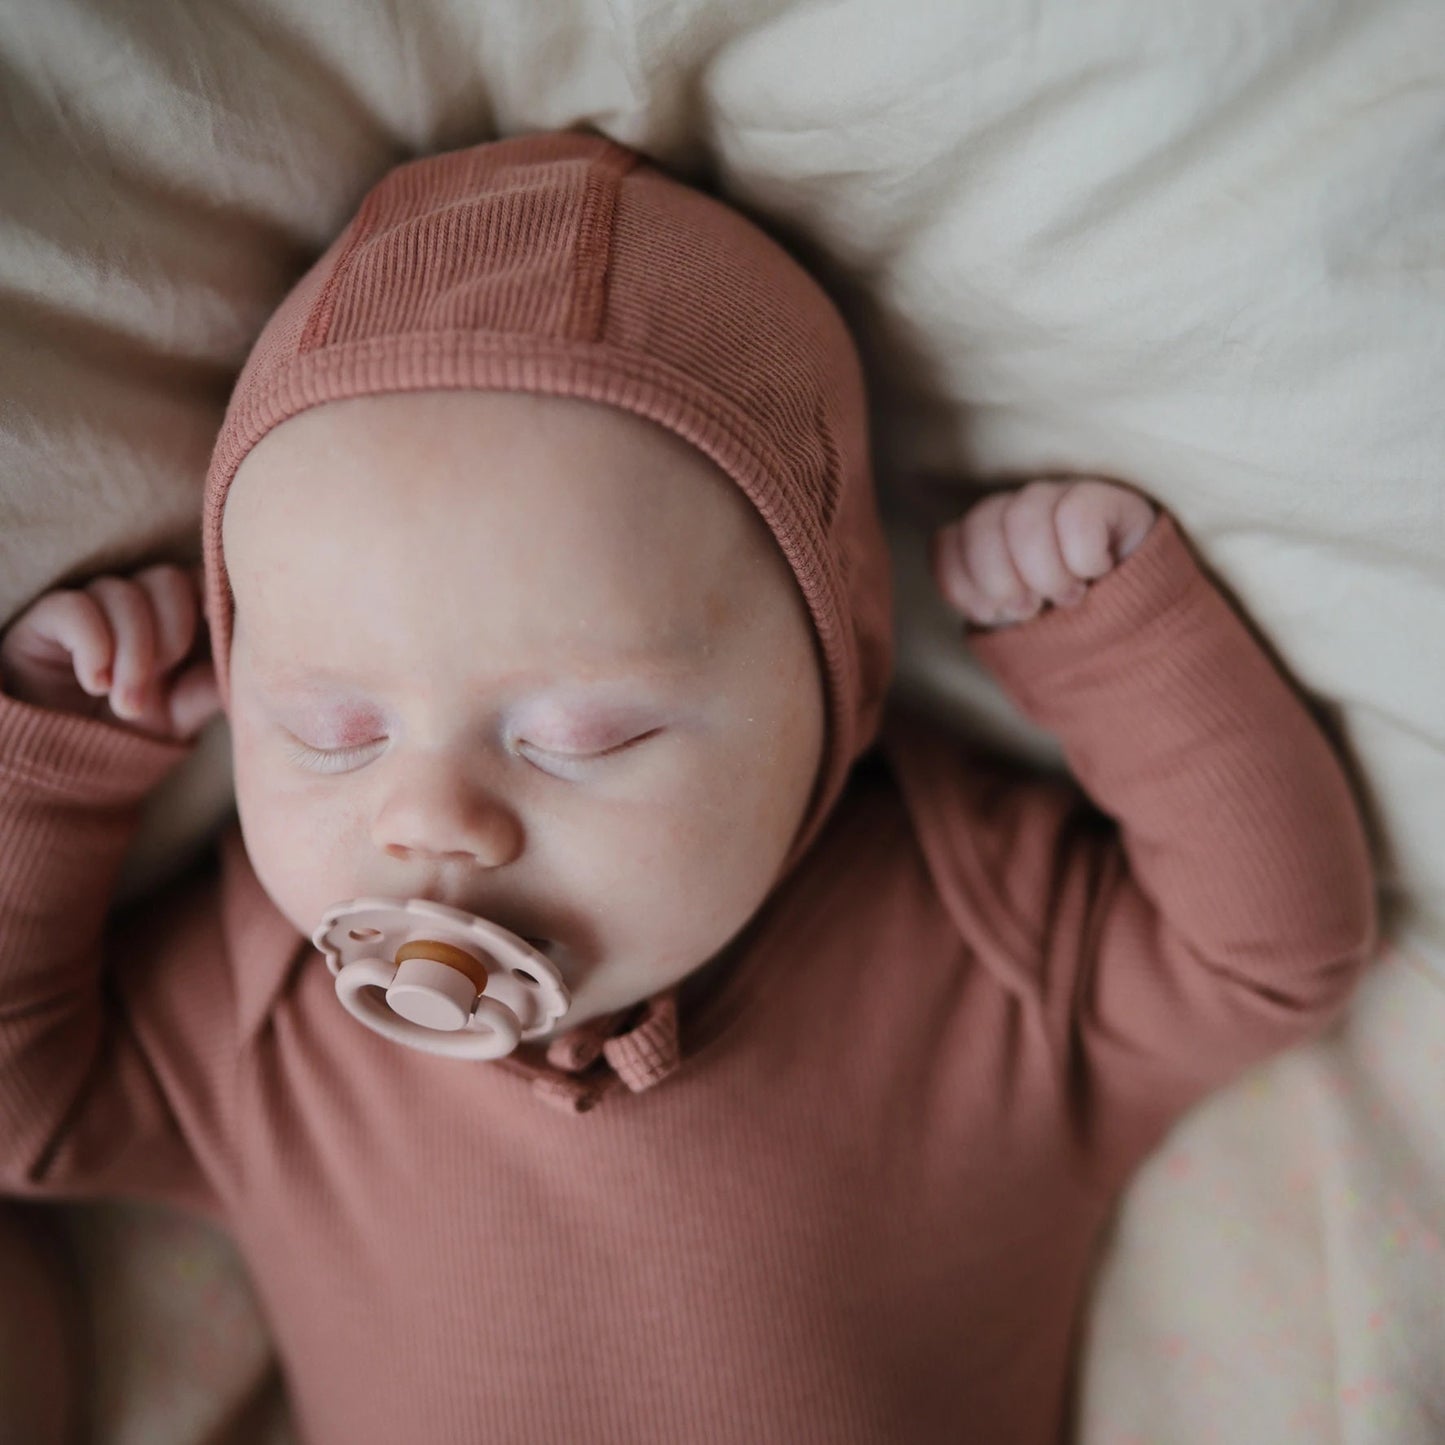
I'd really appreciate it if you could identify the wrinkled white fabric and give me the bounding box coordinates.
[0,2,1441,1442]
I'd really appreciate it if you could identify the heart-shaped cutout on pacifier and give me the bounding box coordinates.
[312,898,571,1059]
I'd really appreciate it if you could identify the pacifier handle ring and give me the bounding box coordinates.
[333,956,523,1060]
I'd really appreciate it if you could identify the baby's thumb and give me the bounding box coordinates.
[169,658,223,741]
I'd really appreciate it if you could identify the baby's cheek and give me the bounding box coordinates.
[652,795,781,927]
[233,763,346,924]
[588,804,723,915]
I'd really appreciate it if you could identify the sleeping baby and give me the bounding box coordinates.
[0,130,1377,1444]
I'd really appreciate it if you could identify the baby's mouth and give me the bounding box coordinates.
[391,891,578,984]
[410,892,558,959]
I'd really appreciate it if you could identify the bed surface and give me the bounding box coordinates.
[2,1,1442,1440]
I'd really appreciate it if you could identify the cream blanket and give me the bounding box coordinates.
[1,1,1441,1440]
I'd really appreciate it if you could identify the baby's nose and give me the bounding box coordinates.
[372,772,523,869]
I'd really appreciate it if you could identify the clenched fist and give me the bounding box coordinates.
[932,478,1157,629]
[0,564,221,742]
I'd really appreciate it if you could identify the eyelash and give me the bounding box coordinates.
[281,730,661,777]
[282,740,379,775]
[518,730,661,777]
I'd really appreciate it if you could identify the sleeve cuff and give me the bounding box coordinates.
[0,687,193,803]
[962,509,1203,692]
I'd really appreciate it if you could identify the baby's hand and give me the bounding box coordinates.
[931,478,1157,629]
[0,564,221,742]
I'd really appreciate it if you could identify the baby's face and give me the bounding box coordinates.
[222,391,824,1039]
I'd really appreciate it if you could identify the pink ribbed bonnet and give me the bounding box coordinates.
[202,129,893,856]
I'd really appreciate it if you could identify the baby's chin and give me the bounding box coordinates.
[531,940,739,1046]
[538,966,677,1038]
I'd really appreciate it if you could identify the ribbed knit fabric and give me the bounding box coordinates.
[0,505,1378,1442]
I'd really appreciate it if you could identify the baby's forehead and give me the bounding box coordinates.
[218,389,800,702]
[226,391,740,521]
[223,392,773,588]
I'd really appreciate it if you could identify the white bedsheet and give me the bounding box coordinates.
[1,2,1441,1440]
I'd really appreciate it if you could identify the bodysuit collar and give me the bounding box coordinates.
[494,989,682,1114]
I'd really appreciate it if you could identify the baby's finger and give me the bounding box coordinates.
[85,577,157,719]
[931,518,991,619]
[959,494,1032,613]
[131,564,201,673]
[1001,483,1088,606]
[1054,480,1149,580]
[9,590,115,695]
[168,657,223,741]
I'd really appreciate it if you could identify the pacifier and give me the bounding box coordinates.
[312,897,571,1059]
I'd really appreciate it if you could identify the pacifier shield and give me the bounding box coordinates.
[312,897,571,1059]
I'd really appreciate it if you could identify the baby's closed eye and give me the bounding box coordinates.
[506,695,667,772]
[513,727,663,778]
[282,737,385,774]
[279,726,663,778]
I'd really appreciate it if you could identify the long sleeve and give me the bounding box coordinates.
[883,510,1379,1195]
[0,689,231,1217]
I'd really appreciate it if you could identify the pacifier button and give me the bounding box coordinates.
[385,957,479,1031]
